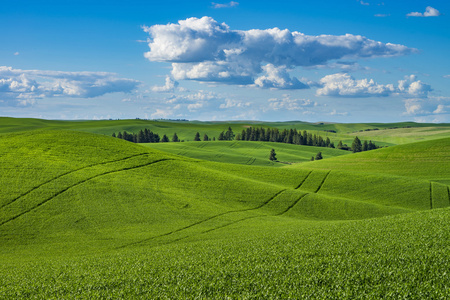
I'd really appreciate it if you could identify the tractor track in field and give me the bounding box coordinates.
[246,157,256,165]
[448,186,450,206]
[116,189,287,249]
[295,171,312,190]
[0,152,150,211]
[277,193,309,216]
[0,158,173,227]
[315,171,331,193]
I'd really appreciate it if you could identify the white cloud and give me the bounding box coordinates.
[317,73,395,97]
[254,64,308,89]
[330,109,349,116]
[0,66,140,106]
[407,6,441,17]
[316,73,431,98]
[151,76,179,92]
[14,52,19,56]
[143,16,415,88]
[266,95,317,111]
[360,1,369,6]
[397,75,432,98]
[219,99,251,109]
[374,14,390,17]
[444,75,450,79]
[403,97,450,116]
[212,1,239,8]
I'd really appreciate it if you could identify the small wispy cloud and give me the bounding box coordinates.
[374,14,390,17]
[360,1,369,6]
[212,1,239,9]
[407,6,441,17]
[14,52,19,56]
[444,75,450,79]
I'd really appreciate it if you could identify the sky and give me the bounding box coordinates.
[1,0,449,123]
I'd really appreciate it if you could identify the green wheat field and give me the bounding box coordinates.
[1,117,450,298]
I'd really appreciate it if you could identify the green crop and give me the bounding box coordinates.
[0,120,449,298]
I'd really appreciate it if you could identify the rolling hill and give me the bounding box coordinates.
[0,120,449,298]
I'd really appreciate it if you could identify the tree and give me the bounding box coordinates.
[362,140,368,151]
[112,132,116,138]
[315,152,323,160]
[225,127,235,140]
[203,133,209,141]
[310,156,315,161]
[161,134,169,142]
[194,132,201,141]
[352,136,362,153]
[337,140,343,149]
[138,130,145,143]
[172,132,179,142]
[269,148,277,161]
[218,131,225,141]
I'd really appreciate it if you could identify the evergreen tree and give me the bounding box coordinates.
[315,152,323,160]
[337,140,343,149]
[112,132,116,138]
[311,156,315,161]
[161,134,169,142]
[362,140,368,151]
[138,130,145,143]
[194,132,201,141]
[172,133,179,142]
[352,136,362,153]
[213,137,216,141]
[218,131,225,141]
[269,148,277,161]
[117,132,123,139]
[203,133,209,141]
[225,127,235,140]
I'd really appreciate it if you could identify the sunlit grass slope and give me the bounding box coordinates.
[1,129,449,297]
[147,140,348,166]
[1,208,450,298]
[0,130,444,254]
[295,137,450,183]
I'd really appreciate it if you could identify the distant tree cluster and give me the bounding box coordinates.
[193,132,211,141]
[235,127,335,149]
[112,129,181,143]
[337,137,379,152]
[218,127,235,141]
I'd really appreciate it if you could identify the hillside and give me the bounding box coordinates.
[295,137,450,183]
[0,124,449,297]
[147,140,348,166]
[2,117,450,145]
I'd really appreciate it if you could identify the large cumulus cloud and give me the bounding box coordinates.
[0,66,140,106]
[143,16,416,89]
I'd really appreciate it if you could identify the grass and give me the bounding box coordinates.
[0,120,449,298]
[294,137,450,181]
[146,140,348,166]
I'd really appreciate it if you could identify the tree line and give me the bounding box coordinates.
[112,129,181,143]
[112,127,379,154]
[234,126,336,149]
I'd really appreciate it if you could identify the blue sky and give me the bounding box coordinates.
[1,0,449,122]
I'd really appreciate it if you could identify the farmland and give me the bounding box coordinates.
[1,117,450,298]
